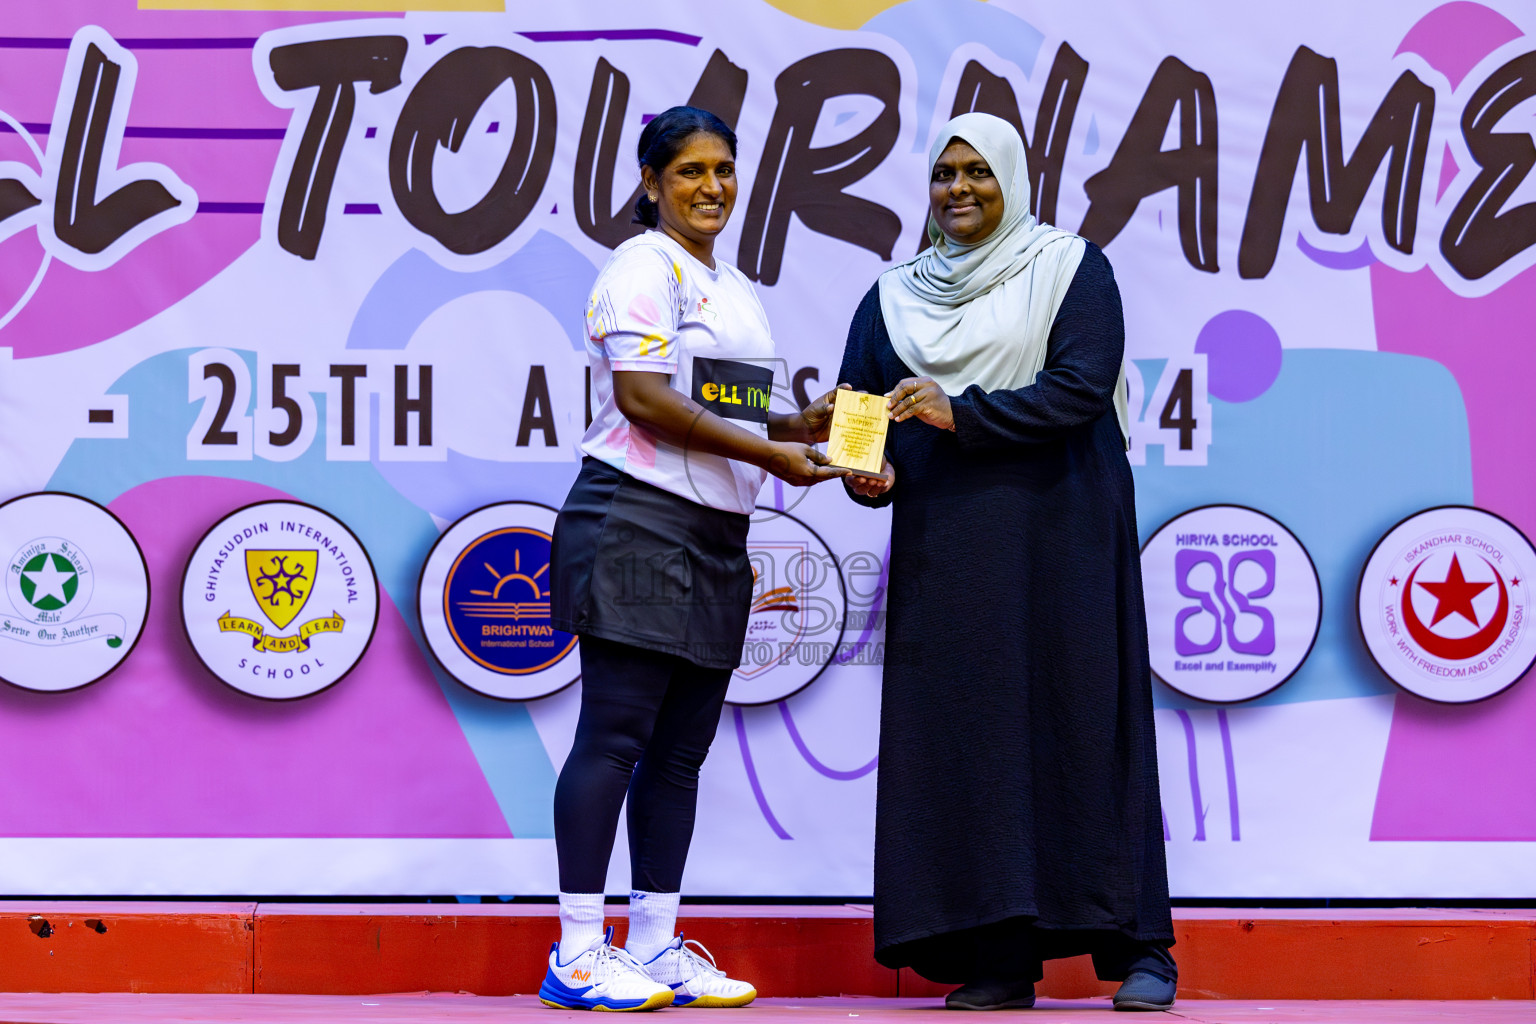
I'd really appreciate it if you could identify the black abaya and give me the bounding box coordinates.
[837,243,1173,983]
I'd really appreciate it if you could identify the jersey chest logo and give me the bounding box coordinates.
[692,357,773,424]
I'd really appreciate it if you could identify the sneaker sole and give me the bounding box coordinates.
[944,998,1036,1010]
[538,990,675,1012]
[1113,999,1174,1011]
[673,987,757,1008]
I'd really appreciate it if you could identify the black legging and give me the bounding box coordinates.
[554,635,732,893]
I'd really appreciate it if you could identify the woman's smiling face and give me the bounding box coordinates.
[929,138,1005,245]
[642,131,737,263]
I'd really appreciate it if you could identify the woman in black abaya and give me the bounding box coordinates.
[837,112,1177,1012]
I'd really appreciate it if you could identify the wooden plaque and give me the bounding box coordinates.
[825,389,890,477]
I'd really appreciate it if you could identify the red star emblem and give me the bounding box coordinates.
[1389,576,1399,587]
[1415,553,1492,627]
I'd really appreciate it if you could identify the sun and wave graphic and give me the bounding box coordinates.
[455,548,550,623]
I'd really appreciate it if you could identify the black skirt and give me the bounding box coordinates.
[550,458,754,670]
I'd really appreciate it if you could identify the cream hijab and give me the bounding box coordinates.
[878,112,1129,445]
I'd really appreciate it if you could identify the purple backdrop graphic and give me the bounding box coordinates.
[0,0,1531,895]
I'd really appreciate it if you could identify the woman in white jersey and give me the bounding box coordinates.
[541,106,848,1012]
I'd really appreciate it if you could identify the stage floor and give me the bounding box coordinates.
[0,994,1527,1023]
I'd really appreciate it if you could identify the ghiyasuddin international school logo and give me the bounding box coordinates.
[0,493,150,693]
[1358,506,1535,704]
[217,550,344,654]
[418,502,578,701]
[181,501,378,700]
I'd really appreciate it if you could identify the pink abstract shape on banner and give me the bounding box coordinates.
[1394,2,1524,88]
[0,0,373,38]
[0,0,390,356]
[1369,263,1536,840]
[0,476,511,838]
[1371,264,1536,552]
[1370,2,1536,841]
[1371,683,1536,840]
[1436,147,1459,201]
[1,218,259,358]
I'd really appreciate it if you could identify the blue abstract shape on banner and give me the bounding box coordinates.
[348,230,595,353]
[1135,349,1473,709]
[347,231,597,520]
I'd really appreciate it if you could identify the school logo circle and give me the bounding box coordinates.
[16,550,83,611]
[1141,505,1321,703]
[417,502,578,701]
[181,501,378,700]
[729,508,847,705]
[0,492,149,693]
[1358,506,1534,704]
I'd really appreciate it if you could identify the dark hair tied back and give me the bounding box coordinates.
[632,106,737,228]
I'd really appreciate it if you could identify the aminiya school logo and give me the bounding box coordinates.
[0,493,150,693]
[1358,506,1535,704]
[182,501,378,700]
[11,540,90,623]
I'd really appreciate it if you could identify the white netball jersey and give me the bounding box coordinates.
[581,230,779,515]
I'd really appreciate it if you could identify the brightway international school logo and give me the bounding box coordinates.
[0,493,149,693]
[1358,506,1535,704]
[1141,505,1321,703]
[730,509,846,705]
[418,502,578,700]
[181,501,378,700]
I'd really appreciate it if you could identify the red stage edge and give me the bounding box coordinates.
[0,904,1529,999]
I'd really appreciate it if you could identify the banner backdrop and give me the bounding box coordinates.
[0,0,1533,896]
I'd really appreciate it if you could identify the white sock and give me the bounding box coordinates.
[557,891,606,963]
[624,889,680,962]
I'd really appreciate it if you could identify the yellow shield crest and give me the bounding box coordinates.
[245,549,318,630]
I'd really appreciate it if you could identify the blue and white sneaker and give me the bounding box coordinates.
[635,934,756,1008]
[539,926,674,1011]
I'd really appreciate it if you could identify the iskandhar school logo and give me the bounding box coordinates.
[418,502,579,701]
[181,501,378,699]
[0,492,150,692]
[1358,506,1535,704]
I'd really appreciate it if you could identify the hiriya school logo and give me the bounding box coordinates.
[730,509,846,705]
[181,501,378,700]
[417,502,578,701]
[1358,506,1535,704]
[1141,505,1321,703]
[0,492,149,692]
